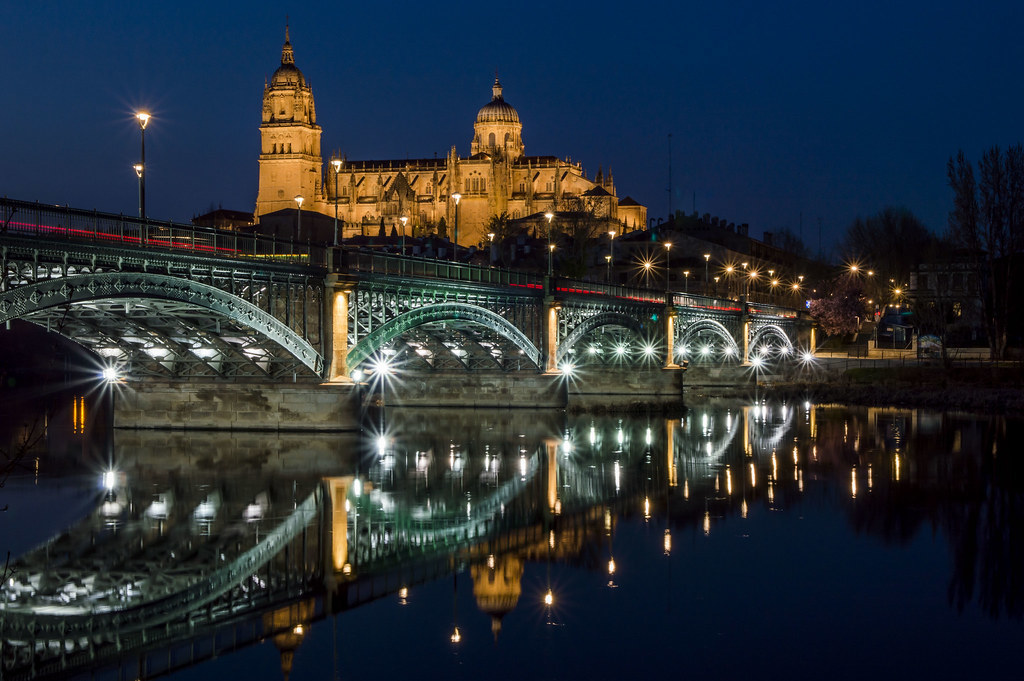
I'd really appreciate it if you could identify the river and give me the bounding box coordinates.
[1,395,1021,680]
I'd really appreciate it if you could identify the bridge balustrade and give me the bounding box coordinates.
[0,197,322,266]
[336,248,545,288]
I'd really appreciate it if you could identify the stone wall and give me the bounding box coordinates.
[114,382,360,431]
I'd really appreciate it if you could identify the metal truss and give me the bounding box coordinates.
[749,322,796,353]
[555,310,649,365]
[0,273,324,376]
[348,301,542,370]
[677,318,742,357]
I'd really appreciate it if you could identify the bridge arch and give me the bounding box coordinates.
[555,311,647,365]
[0,273,324,376]
[678,319,741,360]
[347,302,541,370]
[749,323,794,357]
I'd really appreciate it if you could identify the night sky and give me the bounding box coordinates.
[5,1,1023,255]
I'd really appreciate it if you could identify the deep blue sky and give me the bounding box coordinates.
[5,1,1023,254]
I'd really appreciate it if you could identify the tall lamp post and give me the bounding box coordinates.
[133,164,144,222]
[683,270,690,294]
[135,112,150,219]
[609,230,617,274]
[451,193,461,261]
[605,255,612,284]
[664,242,672,293]
[400,216,408,256]
[703,253,710,294]
[545,212,554,276]
[331,158,342,245]
[294,195,304,241]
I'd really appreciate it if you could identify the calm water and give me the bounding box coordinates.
[1,399,1022,680]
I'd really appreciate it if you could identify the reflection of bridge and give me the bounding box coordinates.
[1,411,765,680]
[1,198,808,385]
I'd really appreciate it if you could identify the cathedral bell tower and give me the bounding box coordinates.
[255,26,323,218]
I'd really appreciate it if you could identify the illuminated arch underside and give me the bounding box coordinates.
[0,273,323,378]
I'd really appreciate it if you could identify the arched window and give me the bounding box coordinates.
[480,180,486,192]
[488,132,496,147]
[504,133,511,147]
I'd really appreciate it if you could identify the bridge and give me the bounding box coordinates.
[1,198,810,387]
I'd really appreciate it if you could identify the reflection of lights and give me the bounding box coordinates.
[617,429,624,445]
[703,511,711,535]
[562,436,572,454]
[487,554,495,569]
[614,461,621,491]
[726,466,732,495]
[549,530,556,549]
[663,529,672,555]
[750,462,756,487]
[293,624,304,636]
[741,499,748,518]
[851,467,857,498]
[607,558,616,575]
[342,562,352,575]
[451,627,461,644]
[645,427,652,445]
[643,496,651,519]
[683,479,689,499]
[544,589,554,606]
[103,470,118,491]
[377,435,387,456]
[589,426,596,445]
[398,586,409,604]
[519,454,527,478]
[894,454,901,481]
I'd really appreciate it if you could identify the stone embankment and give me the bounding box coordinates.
[757,364,1024,416]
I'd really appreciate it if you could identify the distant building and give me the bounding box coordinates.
[191,208,255,232]
[254,28,647,247]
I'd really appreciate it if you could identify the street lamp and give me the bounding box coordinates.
[683,270,690,294]
[545,212,554,276]
[135,112,150,219]
[331,158,342,245]
[451,193,461,261]
[605,254,612,284]
[746,270,758,300]
[133,164,144,221]
[664,242,672,293]
[400,216,408,256]
[294,195,304,241]
[703,253,710,294]
[609,229,617,271]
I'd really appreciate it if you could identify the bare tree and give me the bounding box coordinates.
[947,146,1024,359]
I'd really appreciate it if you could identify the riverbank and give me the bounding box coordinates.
[759,365,1024,415]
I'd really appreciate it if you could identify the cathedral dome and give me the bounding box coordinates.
[476,78,520,124]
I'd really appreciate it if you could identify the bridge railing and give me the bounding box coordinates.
[336,248,545,288]
[0,198,324,266]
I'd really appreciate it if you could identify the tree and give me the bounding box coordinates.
[947,145,1024,359]
[553,196,607,279]
[809,275,864,337]
[839,206,935,306]
[773,228,809,259]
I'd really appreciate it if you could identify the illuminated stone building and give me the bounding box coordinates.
[255,29,647,246]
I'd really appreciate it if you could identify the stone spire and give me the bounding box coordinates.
[282,23,295,65]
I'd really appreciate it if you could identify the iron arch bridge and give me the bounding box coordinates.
[1,198,809,382]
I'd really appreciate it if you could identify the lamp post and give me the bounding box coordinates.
[714,276,720,297]
[609,230,617,277]
[703,253,710,295]
[331,158,342,245]
[545,212,554,276]
[294,195,304,241]
[683,270,690,294]
[135,112,150,219]
[133,164,144,221]
[605,255,612,284]
[451,193,461,261]
[664,242,672,293]
[400,216,408,256]
[746,270,757,300]
[487,232,495,266]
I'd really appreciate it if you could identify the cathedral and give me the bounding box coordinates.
[255,29,647,247]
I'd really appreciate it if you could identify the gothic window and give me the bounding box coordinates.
[465,179,471,193]
[513,210,520,218]
[489,132,496,147]
[481,180,486,192]
[504,133,511,147]
[519,183,525,192]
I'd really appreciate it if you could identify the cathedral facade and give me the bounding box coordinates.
[255,30,646,246]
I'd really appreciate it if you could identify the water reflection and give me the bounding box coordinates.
[1,402,1021,679]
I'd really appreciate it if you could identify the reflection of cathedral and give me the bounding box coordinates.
[255,28,647,247]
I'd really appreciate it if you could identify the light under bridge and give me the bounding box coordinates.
[1,198,811,385]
